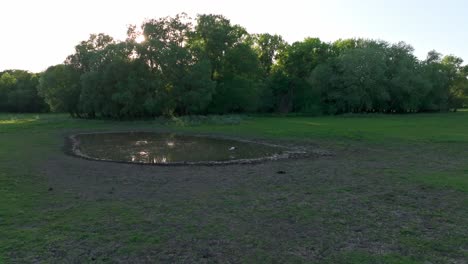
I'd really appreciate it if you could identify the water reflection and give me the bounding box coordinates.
[131,150,169,163]
[76,132,284,164]
[135,140,148,146]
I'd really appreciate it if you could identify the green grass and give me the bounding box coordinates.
[1,112,467,262]
[408,170,468,193]
[324,251,421,264]
[2,111,468,142]
[175,112,468,143]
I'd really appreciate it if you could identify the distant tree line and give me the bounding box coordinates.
[2,14,468,117]
[0,70,48,112]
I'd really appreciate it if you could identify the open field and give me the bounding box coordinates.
[1,112,467,263]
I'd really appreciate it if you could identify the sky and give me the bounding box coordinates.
[1,0,467,72]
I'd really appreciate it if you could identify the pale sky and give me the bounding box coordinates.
[1,0,467,72]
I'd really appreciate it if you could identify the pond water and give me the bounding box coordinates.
[71,132,289,164]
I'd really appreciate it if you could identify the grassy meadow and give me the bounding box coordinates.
[0,112,467,263]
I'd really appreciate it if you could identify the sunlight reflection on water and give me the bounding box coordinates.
[75,132,285,164]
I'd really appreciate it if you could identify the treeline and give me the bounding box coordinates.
[0,70,48,112]
[3,13,468,117]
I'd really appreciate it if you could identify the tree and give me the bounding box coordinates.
[38,65,81,115]
[310,46,389,114]
[384,42,430,112]
[65,33,116,72]
[0,72,16,111]
[331,38,388,56]
[209,43,264,113]
[191,14,248,80]
[441,55,468,110]
[252,33,286,76]
[75,40,136,118]
[173,59,215,115]
[138,13,215,116]
[0,70,47,113]
[420,51,452,111]
[273,38,331,113]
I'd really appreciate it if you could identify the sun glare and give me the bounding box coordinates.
[135,35,145,43]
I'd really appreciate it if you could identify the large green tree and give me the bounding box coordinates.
[65,33,116,72]
[252,33,286,76]
[38,65,81,115]
[272,38,331,113]
[419,51,452,112]
[209,43,264,113]
[310,46,389,114]
[384,42,430,112]
[191,14,248,80]
[138,14,215,116]
[441,55,468,110]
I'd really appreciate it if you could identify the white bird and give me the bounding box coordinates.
[229,147,236,151]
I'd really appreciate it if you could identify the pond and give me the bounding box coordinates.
[70,132,295,165]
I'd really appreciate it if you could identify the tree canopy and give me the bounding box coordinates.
[2,13,467,116]
[0,70,47,113]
